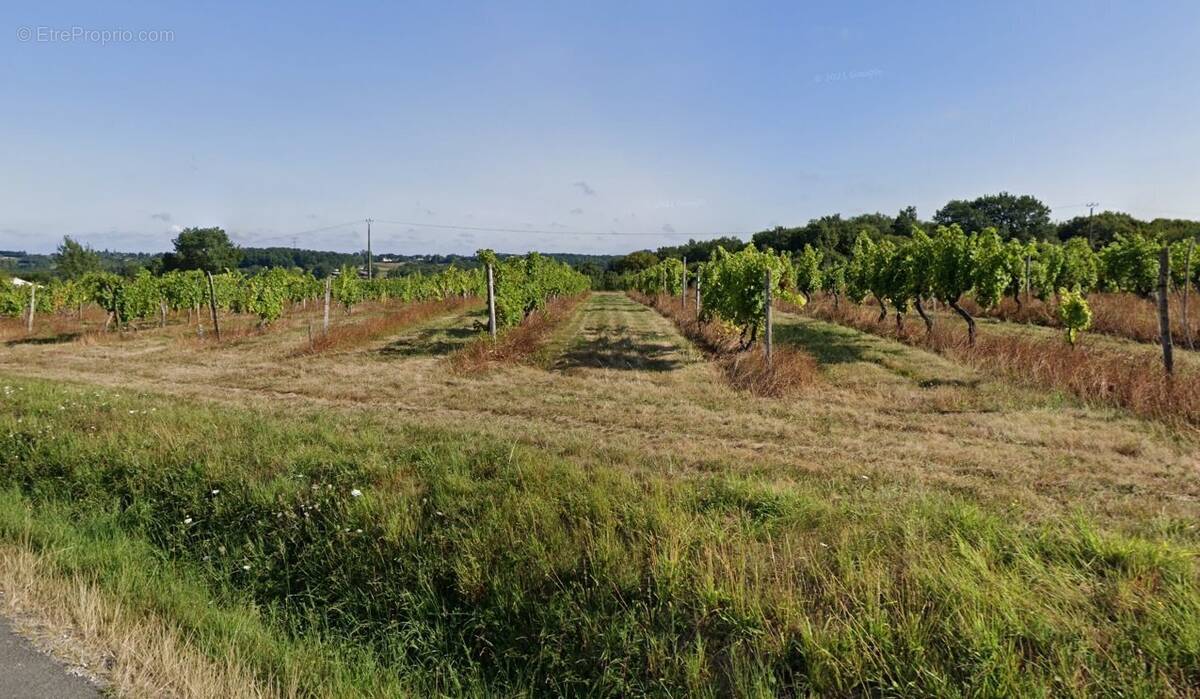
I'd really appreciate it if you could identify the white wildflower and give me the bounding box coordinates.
[350,488,362,498]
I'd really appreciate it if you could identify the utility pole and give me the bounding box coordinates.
[1086,202,1099,248]
[365,218,374,279]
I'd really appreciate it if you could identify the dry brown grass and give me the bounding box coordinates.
[632,292,820,397]
[963,291,1199,349]
[450,294,587,373]
[294,296,477,356]
[803,296,1200,428]
[0,308,108,344]
[0,542,280,698]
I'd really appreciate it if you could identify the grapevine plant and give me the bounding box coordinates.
[477,249,590,328]
[1058,288,1092,346]
[697,245,802,348]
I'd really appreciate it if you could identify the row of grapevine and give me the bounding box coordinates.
[798,225,1196,346]
[476,250,590,328]
[698,246,803,346]
[630,245,803,348]
[629,258,686,296]
[1,265,485,329]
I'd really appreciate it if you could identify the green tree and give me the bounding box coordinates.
[934,192,1053,242]
[609,251,659,274]
[891,206,921,238]
[1056,211,1142,247]
[53,236,101,279]
[166,227,242,273]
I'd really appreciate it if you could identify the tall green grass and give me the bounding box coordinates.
[0,377,1197,696]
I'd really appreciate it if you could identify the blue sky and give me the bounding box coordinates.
[2,1,1198,255]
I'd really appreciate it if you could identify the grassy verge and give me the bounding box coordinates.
[0,518,286,697]
[1,376,1197,695]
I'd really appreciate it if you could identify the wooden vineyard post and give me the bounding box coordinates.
[764,269,773,365]
[695,276,701,316]
[206,271,221,341]
[1158,245,1173,376]
[681,257,691,312]
[323,277,332,334]
[1024,253,1032,304]
[486,263,497,340]
[26,284,35,333]
[1184,238,1195,350]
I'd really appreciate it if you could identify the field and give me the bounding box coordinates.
[1,291,1199,696]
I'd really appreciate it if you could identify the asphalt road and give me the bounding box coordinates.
[0,615,101,698]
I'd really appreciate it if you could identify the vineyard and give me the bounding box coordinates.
[0,265,480,331]
[781,226,1197,351]
[621,227,1200,432]
[0,241,1199,696]
[0,252,588,348]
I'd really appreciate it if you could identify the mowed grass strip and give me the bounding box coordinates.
[630,292,820,397]
[294,296,480,356]
[792,296,1200,428]
[0,377,1197,696]
[449,293,588,372]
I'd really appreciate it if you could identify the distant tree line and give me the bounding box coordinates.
[4,227,617,283]
[601,192,1200,280]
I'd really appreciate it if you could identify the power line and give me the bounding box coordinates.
[251,219,364,244]
[371,219,743,238]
